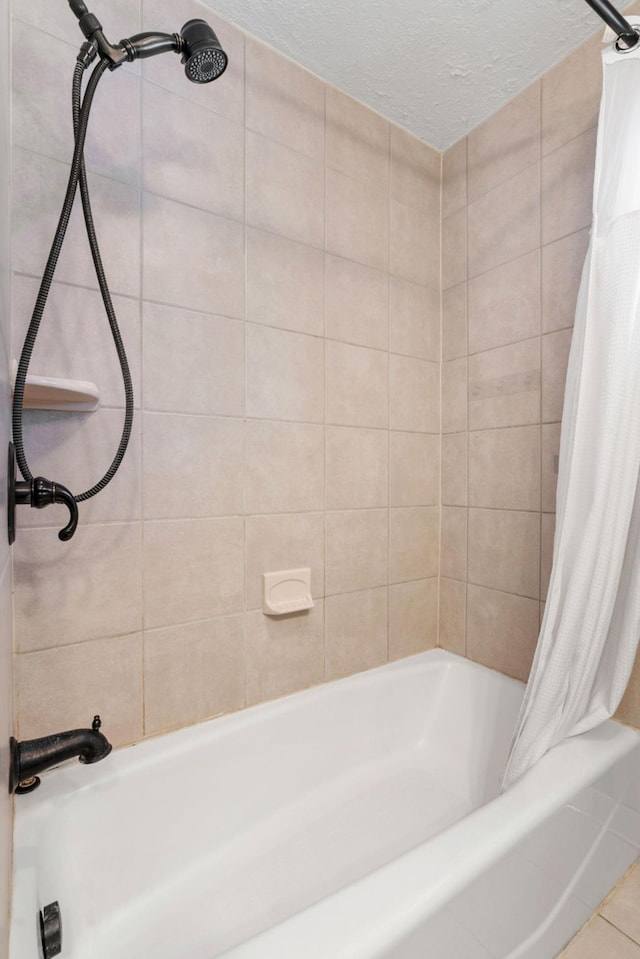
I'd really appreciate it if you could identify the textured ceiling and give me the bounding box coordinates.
[201,0,623,150]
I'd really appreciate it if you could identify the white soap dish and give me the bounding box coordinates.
[263,568,314,616]
[10,359,100,412]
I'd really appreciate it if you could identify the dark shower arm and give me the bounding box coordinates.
[67,0,181,69]
[583,0,639,48]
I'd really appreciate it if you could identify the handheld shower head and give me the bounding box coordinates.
[180,19,228,83]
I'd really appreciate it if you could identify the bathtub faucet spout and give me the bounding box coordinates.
[9,715,112,794]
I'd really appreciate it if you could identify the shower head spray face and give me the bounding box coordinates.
[180,19,228,83]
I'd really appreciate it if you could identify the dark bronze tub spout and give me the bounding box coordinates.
[9,715,112,794]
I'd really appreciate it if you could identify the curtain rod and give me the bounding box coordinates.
[584,0,639,48]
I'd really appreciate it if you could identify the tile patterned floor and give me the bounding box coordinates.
[558,862,640,957]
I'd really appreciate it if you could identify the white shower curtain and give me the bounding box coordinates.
[503,25,640,788]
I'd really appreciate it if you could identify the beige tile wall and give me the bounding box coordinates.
[439,24,640,729]
[10,0,441,746]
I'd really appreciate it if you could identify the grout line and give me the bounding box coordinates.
[464,134,470,659]
[241,26,249,711]
[538,78,544,628]
[436,148,443,651]
[138,0,146,737]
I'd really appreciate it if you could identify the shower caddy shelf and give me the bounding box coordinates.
[10,360,100,412]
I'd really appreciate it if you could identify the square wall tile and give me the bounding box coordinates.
[247,324,325,423]
[390,277,440,362]
[542,423,561,513]
[245,421,324,514]
[16,634,143,747]
[468,250,540,354]
[442,433,468,507]
[327,167,389,271]
[443,137,467,219]
[245,513,324,611]
[389,432,439,507]
[142,303,245,416]
[326,255,389,351]
[144,616,244,734]
[389,507,439,584]
[389,579,438,660]
[468,509,541,599]
[325,509,388,595]
[542,33,602,157]
[441,507,467,582]
[13,276,141,409]
[246,37,325,160]
[542,329,572,422]
[143,80,243,220]
[327,87,390,187]
[325,588,388,680]
[390,355,439,433]
[143,193,243,316]
[13,148,140,297]
[469,338,540,431]
[442,358,468,433]
[142,413,243,519]
[442,208,467,290]
[247,130,325,248]
[244,604,325,706]
[390,200,439,288]
[142,517,244,628]
[326,340,388,428]
[542,128,596,245]
[468,163,540,278]
[14,523,142,652]
[443,284,467,361]
[326,426,388,510]
[541,513,556,602]
[13,0,141,47]
[542,229,589,334]
[15,408,141,527]
[390,127,440,218]
[467,82,540,202]
[439,578,466,656]
[13,22,140,186]
[469,426,540,511]
[466,584,540,682]
[247,228,325,336]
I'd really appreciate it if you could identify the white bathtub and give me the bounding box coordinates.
[9,649,640,959]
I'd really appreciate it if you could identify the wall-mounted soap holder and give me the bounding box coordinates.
[263,568,314,616]
[10,359,100,412]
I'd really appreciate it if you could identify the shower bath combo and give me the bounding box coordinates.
[7,0,228,545]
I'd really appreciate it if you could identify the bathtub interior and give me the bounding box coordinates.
[10,651,640,959]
